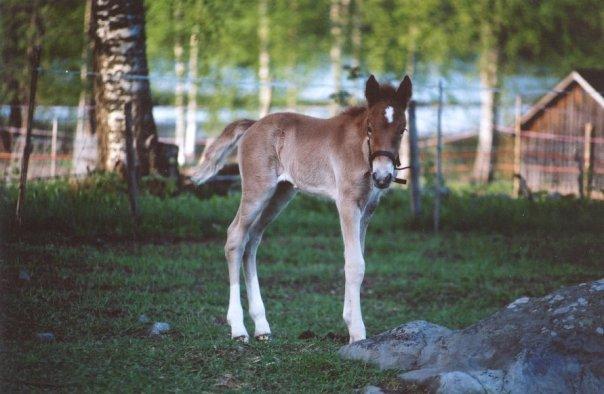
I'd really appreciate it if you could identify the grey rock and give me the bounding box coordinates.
[341,279,604,393]
[149,322,171,335]
[338,320,452,370]
[138,314,150,324]
[36,332,55,342]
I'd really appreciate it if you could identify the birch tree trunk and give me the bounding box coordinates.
[472,19,500,183]
[185,25,199,162]
[173,0,186,165]
[285,0,298,111]
[258,0,271,118]
[350,0,362,72]
[72,0,98,174]
[330,0,350,115]
[92,0,159,175]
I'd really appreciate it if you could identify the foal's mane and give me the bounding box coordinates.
[340,106,366,118]
[338,83,397,119]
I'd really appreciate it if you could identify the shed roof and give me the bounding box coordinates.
[521,69,604,126]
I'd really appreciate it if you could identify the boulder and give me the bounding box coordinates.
[340,279,604,393]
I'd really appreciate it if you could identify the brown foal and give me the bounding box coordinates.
[193,75,412,343]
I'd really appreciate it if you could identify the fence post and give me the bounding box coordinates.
[408,99,421,218]
[513,95,522,197]
[124,102,140,222]
[583,122,594,199]
[15,44,41,227]
[434,81,443,232]
[50,117,58,177]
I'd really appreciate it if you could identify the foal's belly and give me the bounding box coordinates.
[277,171,337,200]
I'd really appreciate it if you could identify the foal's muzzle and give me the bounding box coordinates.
[371,156,395,189]
[372,172,392,189]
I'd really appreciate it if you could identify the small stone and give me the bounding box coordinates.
[550,331,558,337]
[19,268,31,281]
[36,332,55,342]
[150,322,171,335]
[507,296,529,309]
[563,324,574,330]
[577,297,587,306]
[596,327,603,335]
[138,314,150,324]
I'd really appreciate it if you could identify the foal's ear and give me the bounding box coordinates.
[365,74,380,106]
[395,75,412,109]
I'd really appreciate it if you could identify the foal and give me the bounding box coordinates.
[193,75,412,343]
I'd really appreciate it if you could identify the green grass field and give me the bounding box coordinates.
[1,178,603,391]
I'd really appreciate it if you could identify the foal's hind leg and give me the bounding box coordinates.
[225,185,276,342]
[243,182,296,340]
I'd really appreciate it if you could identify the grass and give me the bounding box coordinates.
[1,176,603,391]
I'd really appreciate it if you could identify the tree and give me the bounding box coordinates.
[258,0,271,117]
[451,0,604,183]
[329,0,350,114]
[92,0,159,174]
[172,0,187,165]
[0,1,34,152]
[362,0,455,78]
[72,0,97,174]
[185,12,200,162]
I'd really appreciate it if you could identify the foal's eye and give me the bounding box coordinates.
[399,127,407,135]
[367,125,373,134]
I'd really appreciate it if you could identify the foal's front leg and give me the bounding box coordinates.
[337,199,366,343]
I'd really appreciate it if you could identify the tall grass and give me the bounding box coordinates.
[1,174,603,243]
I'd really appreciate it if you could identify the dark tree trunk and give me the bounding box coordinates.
[73,0,97,174]
[0,1,27,152]
[92,0,159,175]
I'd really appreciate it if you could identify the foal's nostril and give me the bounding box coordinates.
[372,172,393,188]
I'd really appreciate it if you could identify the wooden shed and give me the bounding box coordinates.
[519,69,604,198]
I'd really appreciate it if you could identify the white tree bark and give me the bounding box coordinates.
[258,0,271,118]
[285,0,298,111]
[173,1,186,165]
[351,0,362,71]
[473,29,499,183]
[330,0,350,115]
[185,26,199,162]
[72,0,98,175]
[92,0,159,174]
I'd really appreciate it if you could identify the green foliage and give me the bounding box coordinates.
[451,0,604,74]
[0,0,85,106]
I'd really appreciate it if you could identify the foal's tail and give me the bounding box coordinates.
[190,119,256,185]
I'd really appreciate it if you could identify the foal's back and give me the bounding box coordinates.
[238,111,366,198]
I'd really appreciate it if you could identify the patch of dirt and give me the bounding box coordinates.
[323,331,348,344]
[215,373,245,390]
[298,330,316,339]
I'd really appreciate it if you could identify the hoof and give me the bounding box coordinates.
[255,333,272,341]
[232,335,249,343]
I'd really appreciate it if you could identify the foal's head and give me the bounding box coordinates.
[364,75,412,189]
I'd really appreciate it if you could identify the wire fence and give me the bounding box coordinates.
[2,74,602,198]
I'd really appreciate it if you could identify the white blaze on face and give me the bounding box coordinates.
[384,106,394,124]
